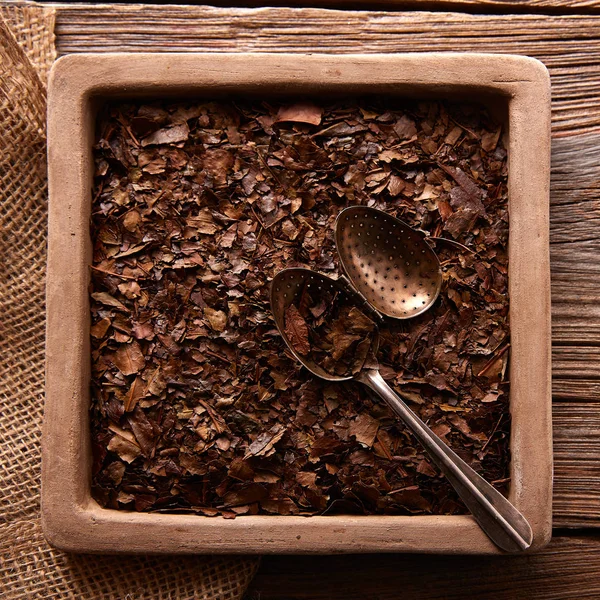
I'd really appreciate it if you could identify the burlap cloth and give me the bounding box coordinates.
[0,3,260,597]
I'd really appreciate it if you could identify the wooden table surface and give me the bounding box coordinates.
[51,2,600,597]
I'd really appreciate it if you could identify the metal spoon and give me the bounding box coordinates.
[270,214,533,553]
[334,205,443,321]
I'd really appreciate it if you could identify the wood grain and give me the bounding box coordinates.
[108,0,600,14]
[52,4,600,531]
[245,535,600,600]
[553,404,600,526]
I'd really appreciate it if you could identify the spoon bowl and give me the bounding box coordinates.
[270,267,379,382]
[335,206,442,319]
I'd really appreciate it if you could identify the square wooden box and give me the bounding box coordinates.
[44,53,552,555]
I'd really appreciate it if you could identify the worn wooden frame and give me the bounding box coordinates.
[44,52,552,555]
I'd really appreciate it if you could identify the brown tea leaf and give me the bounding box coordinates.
[141,122,189,146]
[349,413,379,447]
[276,103,323,126]
[245,424,286,458]
[113,341,145,376]
[124,376,145,412]
[204,307,227,332]
[91,291,128,312]
[107,424,141,463]
[284,304,310,356]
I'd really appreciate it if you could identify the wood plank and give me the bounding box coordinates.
[98,0,600,14]
[553,403,600,526]
[217,0,600,13]
[553,378,600,401]
[553,347,600,380]
[246,536,600,600]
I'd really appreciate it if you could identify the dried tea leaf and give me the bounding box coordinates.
[245,424,286,458]
[204,307,227,332]
[91,291,128,312]
[284,304,310,356]
[349,413,379,447]
[124,376,145,412]
[107,424,141,463]
[481,128,501,152]
[276,103,323,126]
[113,341,145,376]
[91,317,111,339]
[141,122,189,146]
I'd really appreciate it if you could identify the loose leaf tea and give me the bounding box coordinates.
[284,284,377,377]
[90,98,510,517]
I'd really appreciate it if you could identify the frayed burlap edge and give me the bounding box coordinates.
[1,1,56,84]
[0,4,260,598]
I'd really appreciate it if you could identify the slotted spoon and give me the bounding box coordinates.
[270,208,533,553]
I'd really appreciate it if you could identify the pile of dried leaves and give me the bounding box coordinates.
[284,287,377,377]
[90,98,510,517]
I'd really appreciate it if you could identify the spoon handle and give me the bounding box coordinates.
[359,369,533,553]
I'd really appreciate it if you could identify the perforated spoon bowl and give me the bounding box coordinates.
[335,205,442,320]
[271,230,533,554]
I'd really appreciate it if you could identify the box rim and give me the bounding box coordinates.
[44,52,552,555]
